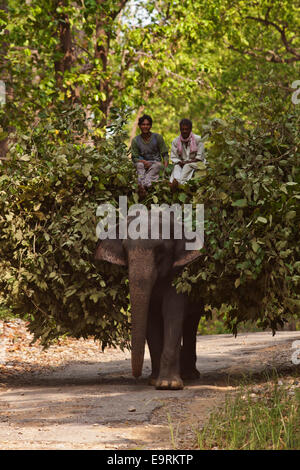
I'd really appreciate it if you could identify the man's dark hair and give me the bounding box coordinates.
[138,114,153,126]
[179,118,192,129]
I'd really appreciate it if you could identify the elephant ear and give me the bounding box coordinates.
[95,239,127,266]
[173,230,203,268]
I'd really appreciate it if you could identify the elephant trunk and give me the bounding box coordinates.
[128,249,157,378]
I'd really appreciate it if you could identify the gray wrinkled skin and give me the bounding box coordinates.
[95,212,203,390]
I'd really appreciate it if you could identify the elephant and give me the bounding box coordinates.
[95,210,203,390]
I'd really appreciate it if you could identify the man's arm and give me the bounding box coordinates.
[182,138,206,165]
[130,138,140,164]
[170,138,182,164]
[157,134,169,166]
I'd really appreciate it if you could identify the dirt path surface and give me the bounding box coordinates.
[0,320,300,450]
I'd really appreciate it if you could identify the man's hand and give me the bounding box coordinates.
[180,159,196,166]
[139,159,151,169]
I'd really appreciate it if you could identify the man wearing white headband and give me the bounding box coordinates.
[170,119,206,187]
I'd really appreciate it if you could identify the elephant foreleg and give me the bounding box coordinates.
[146,299,163,386]
[155,287,185,390]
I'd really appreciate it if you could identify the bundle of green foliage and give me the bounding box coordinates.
[0,106,137,348]
[0,105,299,348]
[174,113,300,334]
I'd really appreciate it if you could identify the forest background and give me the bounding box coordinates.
[0,0,299,348]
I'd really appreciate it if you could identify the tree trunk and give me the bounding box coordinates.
[129,74,158,143]
[129,106,145,144]
[94,0,129,128]
[0,0,14,159]
[54,0,75,99]
[95,10,111,128]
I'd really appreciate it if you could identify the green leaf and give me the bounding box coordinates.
[20,155,31,161]
[251,240,260,253]
[116,174,127,185]
[256,216,267,224]
[178,192,187,202]
[286,211,296,221]
[232,199,247,208]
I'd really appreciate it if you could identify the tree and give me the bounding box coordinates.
[0,0,14,159]
[0,105,298,346]
[0,0,299,346]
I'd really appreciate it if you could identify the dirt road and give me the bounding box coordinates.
[0,320,299,450]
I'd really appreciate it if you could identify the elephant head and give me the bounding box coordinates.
[95,212,203,378]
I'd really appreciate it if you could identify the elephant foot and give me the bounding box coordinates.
[180,368,200,380]
[155,376,184,390]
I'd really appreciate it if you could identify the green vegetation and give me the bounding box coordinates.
[0,105,299,347]
[196,374,300,450]
[175,111,300,336]
[0,306,14,321]
[1,1,299,139]
[0,1,299,346]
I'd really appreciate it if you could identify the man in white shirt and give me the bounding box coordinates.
[170,119,206,187]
